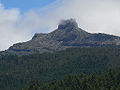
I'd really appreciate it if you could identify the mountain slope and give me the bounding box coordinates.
[2,19,120,55]
[24,69,120,90]
[1,47,120,90]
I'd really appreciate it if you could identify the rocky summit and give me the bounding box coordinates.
[1,19,120,55]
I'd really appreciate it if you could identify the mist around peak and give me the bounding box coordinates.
[58,18,78,29]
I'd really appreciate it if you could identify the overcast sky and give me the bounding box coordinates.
[0,0,120,51]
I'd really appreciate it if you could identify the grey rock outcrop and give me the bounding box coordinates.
[1,19,120,55]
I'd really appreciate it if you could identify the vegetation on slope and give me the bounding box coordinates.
[24,69,120,90]
[0,47,120,89]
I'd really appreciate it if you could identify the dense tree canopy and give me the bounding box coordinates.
[0,47,120,89]
[24,69,120,90]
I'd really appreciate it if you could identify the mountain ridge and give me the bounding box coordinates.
[1,18,120,55]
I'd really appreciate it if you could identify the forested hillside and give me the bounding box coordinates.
[24,69,120,90]
[0,47,120,89]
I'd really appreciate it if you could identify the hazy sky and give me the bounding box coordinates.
[0,0,120,51]
[2,0,56,12]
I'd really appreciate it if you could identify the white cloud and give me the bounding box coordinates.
[0,0,120,51]
[0,3,35,51]
[24,0,120,35]
[0,4,24,51]
[36,0,120,35]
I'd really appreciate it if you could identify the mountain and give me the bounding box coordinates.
[24,69,120,90]
[1,18,120,55]
[1,47,120,90]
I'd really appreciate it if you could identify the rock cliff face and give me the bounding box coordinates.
[1,19,120,55]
